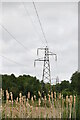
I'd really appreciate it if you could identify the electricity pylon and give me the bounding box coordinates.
[34,46,57,92]
[56,76,59,84]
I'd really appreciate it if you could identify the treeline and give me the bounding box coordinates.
[1,71,80,100]
[56,71,80,96]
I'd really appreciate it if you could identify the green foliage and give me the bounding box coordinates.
[60,80,71,91]
[2,74,41,99]
[71,71,80,95]
[62,89,72,98]
[76,95,80,119]
[2,70,80,100]
[55,83,61,92]
[55,80,72,97]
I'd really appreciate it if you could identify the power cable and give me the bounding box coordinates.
[22,2,46,47]
[32,1,48,47]
[0,55,27,67]
[0,24,28,51]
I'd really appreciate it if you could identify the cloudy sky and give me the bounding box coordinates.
[0,2,78,84]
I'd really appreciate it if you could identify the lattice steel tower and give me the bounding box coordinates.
[34,46,57,91]
[42,46,51,84]
[56,76,59,84]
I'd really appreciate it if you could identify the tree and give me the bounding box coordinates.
[2,74,42,99]
[60,80,70,91]
[71,71,80,95]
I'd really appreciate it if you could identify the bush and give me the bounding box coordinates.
[62,89,72,98]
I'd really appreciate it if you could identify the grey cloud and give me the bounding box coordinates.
[0,2,78,82]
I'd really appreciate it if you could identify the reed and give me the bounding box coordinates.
[1,89,80,119]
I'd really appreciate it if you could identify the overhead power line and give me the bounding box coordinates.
[0,55,27,66]
[22,2,46,46]
[0,24,28,51]
[32,1,48,46]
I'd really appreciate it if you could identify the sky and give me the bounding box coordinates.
[0,2,78,84]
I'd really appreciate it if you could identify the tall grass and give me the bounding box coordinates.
[1,89,80,118]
